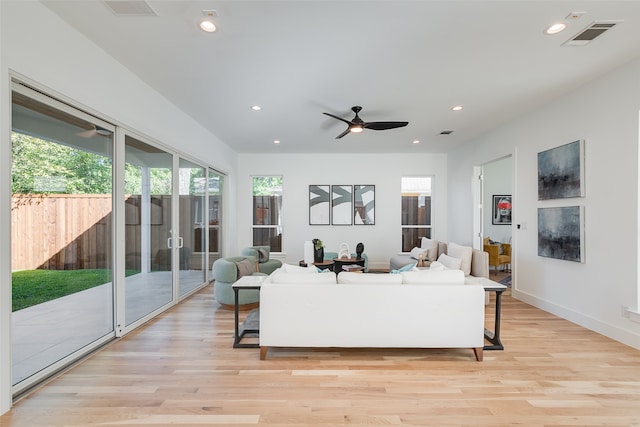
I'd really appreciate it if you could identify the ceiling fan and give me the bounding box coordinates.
[323,106,409,139]
[77,125,112,138]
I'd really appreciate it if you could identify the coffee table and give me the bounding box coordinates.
[298,260,334,271]
[232,275,265,348]
[332,257,365,273]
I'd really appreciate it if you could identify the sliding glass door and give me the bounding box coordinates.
[11,85,115,389]
[9,81,222,395]
[178,159,207,296]
[124,135,174,326]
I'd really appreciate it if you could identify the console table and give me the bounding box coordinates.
[232,275,265,348]
[466,276,507,350]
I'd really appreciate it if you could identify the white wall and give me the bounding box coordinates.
[449,57,640,350]
[237,153,448,270]
[0,1,240,413]
[483,157,513,243]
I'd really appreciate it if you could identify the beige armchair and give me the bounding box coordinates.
[483,237,511,271]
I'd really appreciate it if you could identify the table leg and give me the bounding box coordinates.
[484,289,505,350]
[233,287,240,348]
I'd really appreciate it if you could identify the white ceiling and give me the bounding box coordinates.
[42,0,640,154]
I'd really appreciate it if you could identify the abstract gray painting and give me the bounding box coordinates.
[538,140,584,200]
[331,185,352,225]
[538,206,584,263]
[309,185,330,225]
[353,185,375,225]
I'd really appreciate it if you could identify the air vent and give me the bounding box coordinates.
[440,130,454,135]
[103,1,157,16]
[562,21,621,46]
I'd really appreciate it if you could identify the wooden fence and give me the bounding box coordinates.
[11,194,218,271]
[11,194,113,270]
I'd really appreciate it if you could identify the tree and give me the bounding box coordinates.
[11,132,112,194]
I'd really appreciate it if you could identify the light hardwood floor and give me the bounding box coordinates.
[2,279,639,426]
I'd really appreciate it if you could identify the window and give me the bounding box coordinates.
[401,176,432,252]
[252,176,283,252]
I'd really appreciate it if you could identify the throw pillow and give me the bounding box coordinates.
[429,261,446,271]
[390,262,417,274]
[235,258,255,279]
[437,253,462,270]
[409,246,428,260]
[447,242,472,275]
[256,247,269,263]
[420,237,439,261]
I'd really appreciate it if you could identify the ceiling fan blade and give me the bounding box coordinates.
[363,121,409,131]
[77,129,97,138]
[335,128,352,139]
[323,112,353,126]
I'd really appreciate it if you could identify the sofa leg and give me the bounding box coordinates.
[260,346,269,360]
[473,347,483,361]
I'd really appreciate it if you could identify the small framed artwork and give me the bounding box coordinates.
[538,139,585,200]
[309,185,330,225]
[538,206,584,263]
[331,185,352,225]
[353,185,375,225]
[492,195,512,225]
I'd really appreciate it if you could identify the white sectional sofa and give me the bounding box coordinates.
[259,266,487,361]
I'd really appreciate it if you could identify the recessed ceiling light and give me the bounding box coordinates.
[544,22,567,35]
[452,105,463,111]
[251,105,261,111]
[273,140,280,144]
[413,140,420,144]
[199,20,216,32]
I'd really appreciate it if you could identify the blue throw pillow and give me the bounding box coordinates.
[390,263,417,274]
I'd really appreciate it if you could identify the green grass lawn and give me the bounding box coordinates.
[12,269,139,312]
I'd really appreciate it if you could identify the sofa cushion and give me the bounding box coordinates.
[337,272,403,285]
[447,242,473,275]
[270,272,337,284]
[400,269,465,284]
[235,258,255,279]
[437,253,462,270]
[281,263,318,274]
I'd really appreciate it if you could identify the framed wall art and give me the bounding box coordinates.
[331,185,352,225]
[353,185,375,225]
[492,195,512,225]
[538,140,585,200]
[538,206,584,263]
[309,185,330,225]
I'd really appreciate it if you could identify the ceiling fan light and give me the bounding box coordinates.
[350,126,363,133]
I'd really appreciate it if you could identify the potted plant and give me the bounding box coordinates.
[312,238,324,263]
